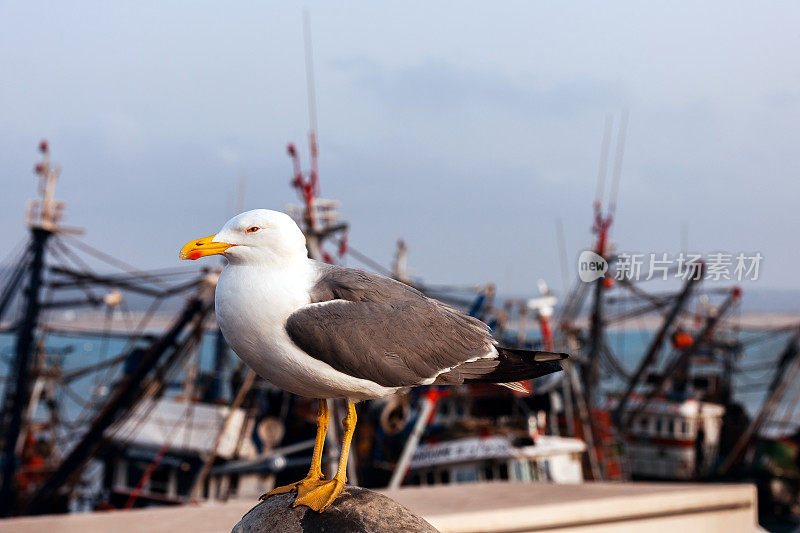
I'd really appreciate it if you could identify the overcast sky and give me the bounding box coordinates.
[1,2,798,296]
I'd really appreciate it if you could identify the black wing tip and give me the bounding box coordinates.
[533,351,569,362]
[459,348,567,385]
[497,346,569,362]
[464,358,564,385]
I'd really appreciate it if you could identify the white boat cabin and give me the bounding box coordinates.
[613,398,725,479]
[406,435,586,486]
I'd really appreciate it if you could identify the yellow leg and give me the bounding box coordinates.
[293,400,356,512]
[260,399,329,500]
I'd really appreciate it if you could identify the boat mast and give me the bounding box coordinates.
[286,11,348,263]
[583,113,627,408]
[0,141,75,516]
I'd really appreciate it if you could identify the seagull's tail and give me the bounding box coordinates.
[464,347,567,386]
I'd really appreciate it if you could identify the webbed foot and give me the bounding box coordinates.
[291,478,345,512]
[259,473,326,501]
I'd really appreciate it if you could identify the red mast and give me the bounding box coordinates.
[285,11,348,264]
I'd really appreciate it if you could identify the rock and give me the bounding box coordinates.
[231,486,438,533]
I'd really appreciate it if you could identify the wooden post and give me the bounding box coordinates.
[190,369,256,501]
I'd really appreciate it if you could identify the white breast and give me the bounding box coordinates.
[215,262,398,400]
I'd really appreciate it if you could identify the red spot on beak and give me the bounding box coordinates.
[188,250,202,260]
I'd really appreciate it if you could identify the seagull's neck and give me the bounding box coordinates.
[219,258,314,310]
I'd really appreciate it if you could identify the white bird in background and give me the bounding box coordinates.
[180,209,566,512]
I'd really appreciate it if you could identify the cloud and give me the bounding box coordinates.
[336,58,627,118]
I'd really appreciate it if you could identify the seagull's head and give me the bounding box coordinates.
[179,209,307,266]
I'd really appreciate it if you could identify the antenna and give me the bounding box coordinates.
[303,9,318,139]
[608,109,629,216]
[303,9,320,195]
[594,114,613,209]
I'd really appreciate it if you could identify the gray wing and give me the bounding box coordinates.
[285,263,496,387]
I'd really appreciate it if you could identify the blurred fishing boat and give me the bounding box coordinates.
[2,37,800,533]
[523,114,800,528]
[0,142,264,515]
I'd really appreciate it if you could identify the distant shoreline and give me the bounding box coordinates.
[510,311,800,332]
[2,310,799,339]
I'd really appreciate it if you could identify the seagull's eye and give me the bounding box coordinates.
[246,226,260,233]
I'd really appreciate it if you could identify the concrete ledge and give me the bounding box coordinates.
[0,482,760,533]
[387,482,759,533]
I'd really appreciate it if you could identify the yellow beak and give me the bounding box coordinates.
[179,235,233,261]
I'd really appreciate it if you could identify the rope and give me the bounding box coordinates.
[343,245,392,276]
[61,235,171,288]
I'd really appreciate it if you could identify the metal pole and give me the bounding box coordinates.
[561,360,576,438]
[388,392,436,489]
[583,275,604,410]
[568,362,603,481]
[0,228,50,516]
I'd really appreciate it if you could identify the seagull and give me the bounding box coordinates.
[180,209,566,512]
